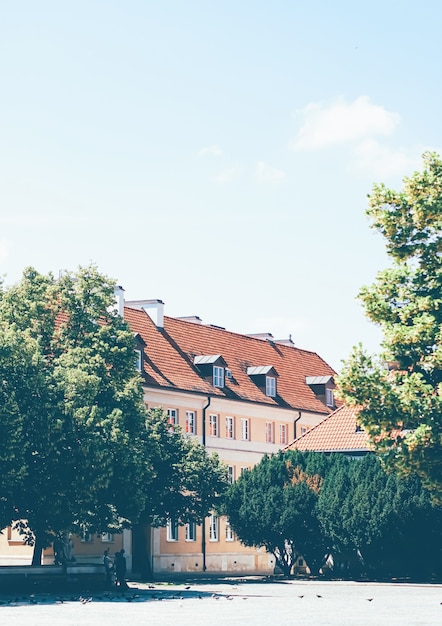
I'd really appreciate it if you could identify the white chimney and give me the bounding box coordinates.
[125,299,164,328]
[113,285,125,318]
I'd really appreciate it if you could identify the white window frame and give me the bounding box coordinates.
[185,522,196,542]
[227,465,235,484]
[300,426,307,436]
[185,410,196,435]
[326,388,334,407]
[80,526,92,543]
[241,418,250,441]
[265,376,276,397]
[101,532,114,543]
[265,421,274,443]
[209,413,219,437]
[209,515,219,542]
[213,365,225,388]
[225,519,234,542]
[134,349,142,372]
[167,408,178,429]
[240,466,249,475]
[279,424,288,445]
[225,416,235,439]
[166,519,178,542]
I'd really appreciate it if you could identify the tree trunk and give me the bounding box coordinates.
[31,534,44,566]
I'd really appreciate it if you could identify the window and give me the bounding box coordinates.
[265,421,274,443]
[101,533,114,543]
[167,408,178,429]
[134,349,142,372]
[300,426,307,436]
[225,520,234,542]
[186,411,196,434]
[185,522,196,542]
[241,418,250,441]
[209,515,219,541]
[326,388,334,408]
[209,413,219,437]
[227,465,235,484]
[240,466,249,475]
[279,424,288,445]
[166,519,178,542]
[225,416,235,439]
[266,376,276,397]
[80,526,92,543]
[213,365,225,388]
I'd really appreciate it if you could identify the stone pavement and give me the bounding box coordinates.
[0,578,441,625]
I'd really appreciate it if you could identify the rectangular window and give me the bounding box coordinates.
[225,416,235,439]
[300,426,307,436]
[240,466,249,475]
[213,366,225,388]
[134,349,142,372]
[167,408,178,429]
[326,388,334,407]
[227,465,235,484]
[101,533,114,543]
[265,421,274,443]
[209,414,219,437]
[209,515,219,541]
[186,411,196,435]
[166,519,178,542]
[266,376,276,397]
[225,520,234,542]
[185,522,196,542]
[80,526,92,543]
[279,424,288,445]
[241,418,250,441]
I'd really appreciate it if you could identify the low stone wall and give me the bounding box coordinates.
[0,564,105,592]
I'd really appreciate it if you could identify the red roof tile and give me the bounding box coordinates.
[285,404,370,452]
[124,306,337,414]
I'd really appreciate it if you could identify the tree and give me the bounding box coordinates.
[0,266,151,564]
[337,152,442,502]
[223,450,329,576]
[317,454,442,579]
[140,408,229,526]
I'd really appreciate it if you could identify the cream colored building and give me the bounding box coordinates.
[1,295,337,576]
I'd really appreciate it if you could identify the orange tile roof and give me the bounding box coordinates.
[285,404,371,453]
[124,306,337,414]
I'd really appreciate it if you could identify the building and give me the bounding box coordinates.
[0,295,339,576]
[124,298,338,577]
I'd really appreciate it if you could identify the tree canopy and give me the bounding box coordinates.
[0,265,228,564]
[337,151,442,502]
[222,450,329,576]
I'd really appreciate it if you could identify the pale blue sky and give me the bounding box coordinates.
[1,1,441,371]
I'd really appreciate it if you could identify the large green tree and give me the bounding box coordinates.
[223,450,329,576]
[0,266,154,564]
[317,454,442,579]
[337,151,442,502]
[141,407,229,526]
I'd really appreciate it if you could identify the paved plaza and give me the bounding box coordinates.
[0,578,441,625]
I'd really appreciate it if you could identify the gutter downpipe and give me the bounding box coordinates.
[294,410,302,441]
[201,396,211,572]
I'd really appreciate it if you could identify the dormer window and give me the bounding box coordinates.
[266,376,276,398]
[306,375,335,409]
[134,349,142,372]
[133,332,146,375]
[325,388,334,408]
[247,366,278,397]
[213,365,225,388]
[194,354,227,389]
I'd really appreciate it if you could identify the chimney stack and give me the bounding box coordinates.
[125,299,165,328]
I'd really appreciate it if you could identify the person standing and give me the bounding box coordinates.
[103,548,114,589]
[114,549,128,590]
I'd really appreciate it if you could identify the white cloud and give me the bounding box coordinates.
[351,140,423,178]
[0,238,12,262]
[290,96,400,151]
[213,167,241,183]
[255,161,286,184]
[198,144,223,157]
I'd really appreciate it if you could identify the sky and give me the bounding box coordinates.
[1,0,441,372]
